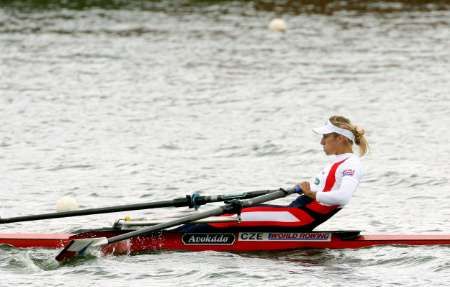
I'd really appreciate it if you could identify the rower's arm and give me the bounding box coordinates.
[316,177,359,206]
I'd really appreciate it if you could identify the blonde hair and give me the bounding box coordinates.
[329,115,368,156]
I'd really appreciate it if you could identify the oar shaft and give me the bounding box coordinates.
[0,189,277,224]
[107,188,294,244]
[0,198,186,224]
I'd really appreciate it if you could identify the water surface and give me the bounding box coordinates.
[1,1,449,286]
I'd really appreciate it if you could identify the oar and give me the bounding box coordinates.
[55,187,298,262]
[0,189,277,224]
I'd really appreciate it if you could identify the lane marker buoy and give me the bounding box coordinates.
[56,196,79,212]
[269,18,287,32]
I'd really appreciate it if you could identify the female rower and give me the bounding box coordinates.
[287,115,368,230]
[179,115,368,232]
[212,115,367,231]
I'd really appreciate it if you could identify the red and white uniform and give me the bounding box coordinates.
[312,152,363,207]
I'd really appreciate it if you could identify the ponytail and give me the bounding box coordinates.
[329,115,369,156]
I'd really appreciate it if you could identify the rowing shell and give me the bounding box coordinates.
[1,231,450,253]
[1,221,450,254]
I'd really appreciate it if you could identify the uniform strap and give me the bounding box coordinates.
[323,159,347,192]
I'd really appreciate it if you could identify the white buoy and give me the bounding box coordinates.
[269,18,287,32]
[56,196,79,212]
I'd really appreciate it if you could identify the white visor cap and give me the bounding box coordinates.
[313,120,355,142]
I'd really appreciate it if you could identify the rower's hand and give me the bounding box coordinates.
[299,181,316,199]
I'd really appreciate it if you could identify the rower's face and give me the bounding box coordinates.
[320,133,339,155]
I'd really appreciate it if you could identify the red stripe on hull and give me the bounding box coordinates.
[1,232,450,252]
[0,233,72,248]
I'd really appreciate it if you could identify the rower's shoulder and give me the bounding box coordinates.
[346,153,362,165]
[341,154,364,175]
